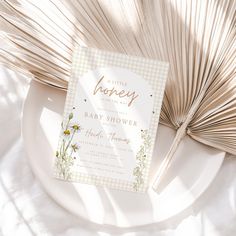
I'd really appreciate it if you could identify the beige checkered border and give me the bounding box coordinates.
[54,46,169,193]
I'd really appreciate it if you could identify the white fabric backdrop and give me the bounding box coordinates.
[0,65,235,236]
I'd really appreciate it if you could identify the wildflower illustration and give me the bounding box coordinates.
[55,109,81,180]
[133,129,151,191]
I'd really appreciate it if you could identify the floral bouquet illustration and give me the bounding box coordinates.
[55,109,80,180]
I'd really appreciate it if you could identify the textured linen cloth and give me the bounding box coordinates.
[0,65,235,236]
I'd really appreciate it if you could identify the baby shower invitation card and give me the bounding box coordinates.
[54,46,169,192]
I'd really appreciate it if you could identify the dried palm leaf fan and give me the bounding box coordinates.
[0,0,235,191]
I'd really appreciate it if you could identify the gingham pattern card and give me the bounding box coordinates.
[54,46,169,193]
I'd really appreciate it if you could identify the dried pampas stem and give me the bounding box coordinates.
[153,122,187,190]
[153,86,208,189]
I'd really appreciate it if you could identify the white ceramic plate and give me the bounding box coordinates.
[22,81,225,227]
